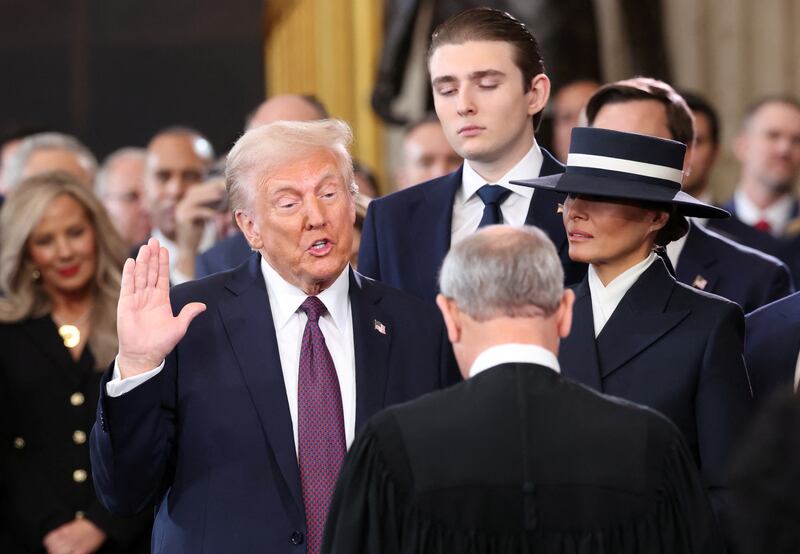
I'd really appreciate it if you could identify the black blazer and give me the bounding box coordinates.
[744,291,800,408]
[357,150,586,304]
[90,253,459,553]
[676,222,793,313]
[0,316,151,553]
[323,362,722,553]
[559,259,753,522]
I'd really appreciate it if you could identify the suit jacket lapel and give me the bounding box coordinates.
[559,279,603,391]
[413,169,461,299]
[772,298,800,386]
[675,223,720,293]
[596,259,691,378]
[349,270,392,431]
[218,254,303,514]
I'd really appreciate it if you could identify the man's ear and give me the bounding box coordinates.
[436,294,462,344]
[235,210,263,250]
[527,73,551,117]
[556,289,575,339]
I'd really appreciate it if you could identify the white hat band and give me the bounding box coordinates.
[567,153,684,185]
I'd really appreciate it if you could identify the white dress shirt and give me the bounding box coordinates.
[262,260,356,452]
[451,143,544,244]
[588,253,658,337]
[734,188,796,236]
[151,225,216,286]
[794,350,800,392]
[106,260,357,454]
[469,343,560,378]
[665,230,689,269]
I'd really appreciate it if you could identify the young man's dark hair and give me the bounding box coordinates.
[428,7,546,128]
[680,90,721,146]
[585,77,694,145]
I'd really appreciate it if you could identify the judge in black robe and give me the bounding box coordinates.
[323,225,721,554]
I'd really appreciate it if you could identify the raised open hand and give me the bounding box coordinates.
[117,238,206,378]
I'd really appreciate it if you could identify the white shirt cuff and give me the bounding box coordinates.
[106,355,165,397]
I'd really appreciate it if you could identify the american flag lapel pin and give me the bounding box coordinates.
[692,275,708,290]
[373,319,387,335]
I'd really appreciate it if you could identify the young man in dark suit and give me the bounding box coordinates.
[324,226,721,553]
[358,7,585,305]
[90,120,458,554]
[585,77,794,313]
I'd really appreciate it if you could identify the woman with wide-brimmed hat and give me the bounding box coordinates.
[514,127,753,527]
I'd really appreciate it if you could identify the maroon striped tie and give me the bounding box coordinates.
[297,296,346,553]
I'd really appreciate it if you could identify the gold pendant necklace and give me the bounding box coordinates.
[53,306,92,349]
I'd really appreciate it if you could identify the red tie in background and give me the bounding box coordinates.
[754,218,772,233]
[297,296,346,553]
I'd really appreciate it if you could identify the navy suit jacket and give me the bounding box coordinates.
[676,222,793,313]
[745,291,800,408]
[559,258,753,526]
[195,232,252,278]
[90,253,458,553]
[358,150,586,304]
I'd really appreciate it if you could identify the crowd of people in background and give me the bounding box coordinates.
[2,6,800,554]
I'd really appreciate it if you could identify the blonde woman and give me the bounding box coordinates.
[0,171,150,553]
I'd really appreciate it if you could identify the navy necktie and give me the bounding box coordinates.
[297,296,345,553]
[476,184,512,227]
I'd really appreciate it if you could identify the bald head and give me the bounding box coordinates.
[144,128,214,239]
[247,95,328,130]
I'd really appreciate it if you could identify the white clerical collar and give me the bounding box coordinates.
[261,257,351,332]
[469,343,560,378]
[461,142,543,203]
[734,188,796,233]
[588,252,658,337]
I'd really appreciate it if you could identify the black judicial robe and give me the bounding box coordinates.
[323,362,722,554]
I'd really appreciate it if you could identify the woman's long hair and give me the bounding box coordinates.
[0,171,128,367]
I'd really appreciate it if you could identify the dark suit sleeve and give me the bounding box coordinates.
[195,251,212,279]
[761,261,794,311]
[696,302,753,535]
[90,356,177,516]
[357,202,381,280]
[437,320,461,388]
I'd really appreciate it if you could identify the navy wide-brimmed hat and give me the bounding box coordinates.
[512,127,730,219]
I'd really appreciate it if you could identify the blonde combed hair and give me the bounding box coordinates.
[0,171,127,367]
[225,119,357,215]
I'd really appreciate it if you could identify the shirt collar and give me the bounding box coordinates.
[261,257,351,331]
[460,142,543,203]
[735,188,795,231]
[588,252,657,308]
[665,227,690,268]
[151,229,178,269]
[469,343,560,378]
